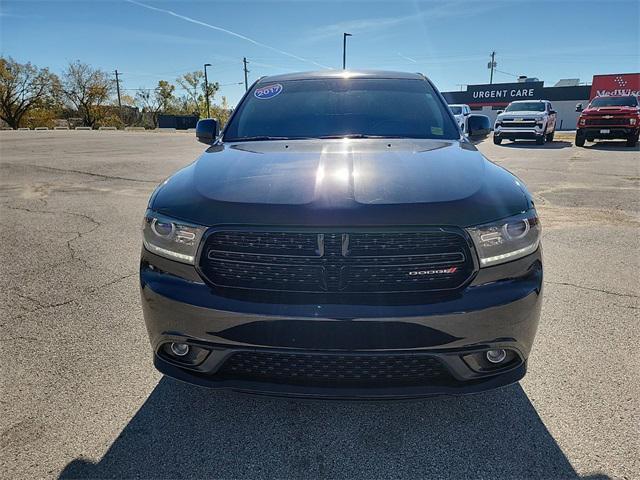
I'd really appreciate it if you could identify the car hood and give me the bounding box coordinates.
[497,110,545,119]
[582,105,639,115]
[151,138,531,227]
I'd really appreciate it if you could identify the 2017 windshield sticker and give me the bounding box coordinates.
[254,84,283,99]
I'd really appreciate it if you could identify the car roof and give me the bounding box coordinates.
[256,70,426,83]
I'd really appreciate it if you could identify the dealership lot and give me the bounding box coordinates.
[1,131,638,479]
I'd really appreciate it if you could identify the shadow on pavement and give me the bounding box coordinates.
[498,140,573,149]
[60,378,610,479]
[581,141,640,151]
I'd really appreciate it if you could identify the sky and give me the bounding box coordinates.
[1,0,639,106]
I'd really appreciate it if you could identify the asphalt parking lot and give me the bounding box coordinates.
[1,130,638,479]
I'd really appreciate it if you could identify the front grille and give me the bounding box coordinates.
[217,351,454,387]
[501,119,538,128]
[585,117,629,126]
[199,229,475,293]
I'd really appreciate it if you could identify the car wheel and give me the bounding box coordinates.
[626,132,639,147]
[493,135,502,145]
[536,135,545,145]
[575,131,586,147]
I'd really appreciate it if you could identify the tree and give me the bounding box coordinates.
[0,57,60,129]
[210,96,232,127]
[61,61,114,127]
[135,80,176,127]
[176,70,218,117]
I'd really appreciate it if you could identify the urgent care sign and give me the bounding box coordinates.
[590,73,640,99]
[467,81,544,105]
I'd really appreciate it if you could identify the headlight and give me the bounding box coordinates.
[142,210,206,264]
[630,118,637,125]
[466,210,541,267]
[579,118,586,125]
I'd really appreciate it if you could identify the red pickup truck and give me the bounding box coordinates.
[575,95,640,147]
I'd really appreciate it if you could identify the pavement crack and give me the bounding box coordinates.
[3,204,103,268]
[544,280,639,299]
[8,272,137,320]
[3,162,159,184]
[92,272,138,291]
[63,210,102,269]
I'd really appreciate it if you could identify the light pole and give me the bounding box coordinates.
[203,63,212,118]
[342,33,352,69]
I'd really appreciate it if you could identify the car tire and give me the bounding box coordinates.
[493,135,502,145]
[575,130,586,147]
[536,135,545,145]
[626,132,639,147]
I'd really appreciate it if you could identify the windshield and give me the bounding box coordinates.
[449,106,463,115]
[590,96,638,107]
[224,78,459,141]
[505,102,546,112]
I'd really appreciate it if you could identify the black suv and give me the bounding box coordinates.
[140,70,543,399]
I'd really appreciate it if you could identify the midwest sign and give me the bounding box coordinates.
[467,81,544,104]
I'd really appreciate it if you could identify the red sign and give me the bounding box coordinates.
[590,73,640,100]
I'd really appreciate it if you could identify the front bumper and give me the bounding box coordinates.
[494,126,545,140]
[140,248,543,399]
[578,127,638,139]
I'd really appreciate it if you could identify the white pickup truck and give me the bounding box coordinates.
[493,100,557,145]
[448,104,471,133]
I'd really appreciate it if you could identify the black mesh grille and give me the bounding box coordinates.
[217,351,454,387]
[585,117,630,126]
[199,229,474,294]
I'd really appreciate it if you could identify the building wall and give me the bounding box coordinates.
[551,100,583,131]
[443,84,590,131]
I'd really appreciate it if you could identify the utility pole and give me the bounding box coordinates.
[203,63,211,118]
[342,33,352,69]
[243,57,249,91]
[114,70,122,121]
[488,51,497,84]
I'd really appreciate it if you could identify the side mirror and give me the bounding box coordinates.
[575,103,583,112]
[463,111,470,116]
[466,114,491,139]
[496,110,503,115]
[549,110,557,115]
[196,118,219,145]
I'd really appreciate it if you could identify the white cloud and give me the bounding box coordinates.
[306,1,500,42]
[126,0,332,70]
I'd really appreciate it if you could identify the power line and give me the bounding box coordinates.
[495,69,518,78]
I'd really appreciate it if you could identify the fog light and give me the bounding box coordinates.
[170,342,190,357]
[486,349,507,364]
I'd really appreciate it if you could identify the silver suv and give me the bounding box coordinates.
[494,100,557,145]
